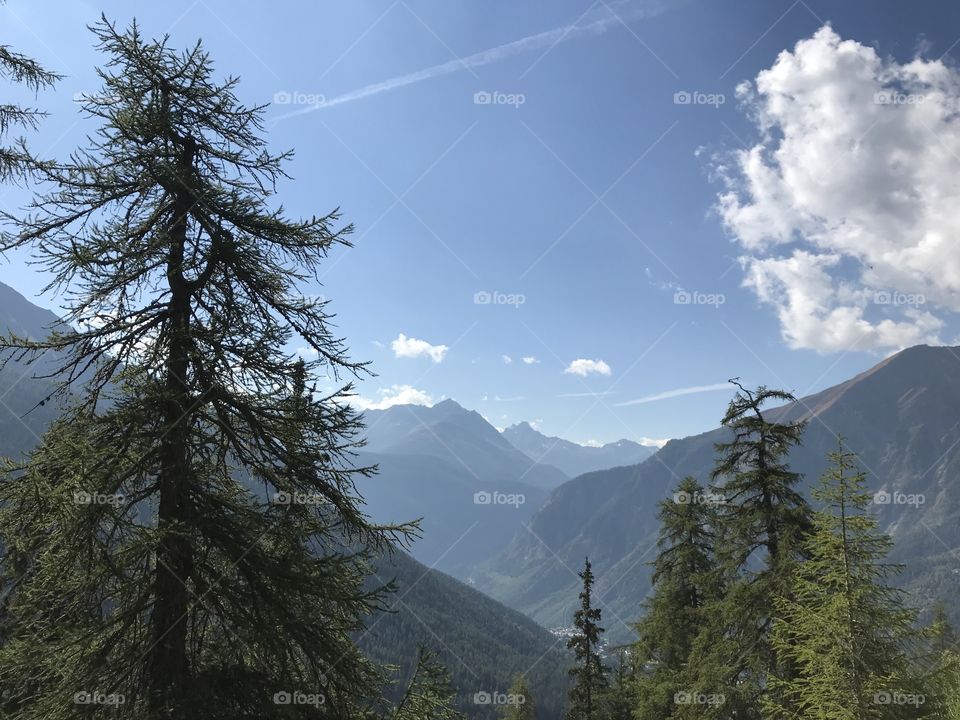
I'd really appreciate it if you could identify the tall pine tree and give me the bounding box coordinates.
[684,381,811,718]
[633,476,719,720]
[0,18,414,720]
[567,557,607,720]
[764,438,940,719]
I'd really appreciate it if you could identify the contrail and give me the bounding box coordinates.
[275,0,665,117]
[615,383,731,407]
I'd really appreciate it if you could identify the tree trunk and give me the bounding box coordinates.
[147,139,196,716]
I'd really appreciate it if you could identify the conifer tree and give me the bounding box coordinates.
[499,674,535,720]
[567,557,607,720]
[633,476,718,720]
[600,650,633,720]
[764,439,939,719]
[684,381,811,718]
[0,18,413,719]
[0,0,59,181]
[390,649,464,720]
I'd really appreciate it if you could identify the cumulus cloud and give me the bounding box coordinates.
[353,385,434,411]
[718,24,958,353]
[522,356,540,365]
[391,333,449,363]
[564,358,612,377]
[502,354,513,364]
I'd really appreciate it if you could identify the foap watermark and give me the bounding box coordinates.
[474,90,526,108]
[74,691,125,706]
[74,491,125,507]
[473,691,526,706]
[874,91,926,106]
[474,490,525,508]
[674,290,725,307]
[673,90,725,108]
[872,490,925,508]
[271,491,326,506]
[474,290,525,307]
[674,691,725,706]
[273,91,327,109]
[873,691,925,707]
[273,691,326,708]
[673,490,726,506]
[873,290,925,307]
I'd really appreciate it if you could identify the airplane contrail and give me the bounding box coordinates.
[614,382,731,407]
[274,0,667,117]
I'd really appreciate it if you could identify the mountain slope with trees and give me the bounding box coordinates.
[476,345,960,641]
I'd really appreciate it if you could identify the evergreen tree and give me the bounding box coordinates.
[0,0,59,180]
[499,674,535,720]
[390,649,463,720]
[763,438,939,719]
[633,476,718,720]
[684,381,811,718]
[567,557,607,720]
[0,18,413,719]
[600,650,633,720]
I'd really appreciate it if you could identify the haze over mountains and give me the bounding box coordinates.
[502,421,657,477]
[474,344,960,641]
[0,282,568,719]
[5,279,960,714]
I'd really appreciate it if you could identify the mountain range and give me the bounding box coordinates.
[0,282,567,720]
[473,344,960,642]
[501,421,657,477]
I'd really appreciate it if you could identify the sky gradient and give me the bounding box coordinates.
[2,0,959,445]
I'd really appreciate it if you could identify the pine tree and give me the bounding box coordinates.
[763,438,939,719]
[684,381,811,718]
[0,1,59,180]
[390,649,464,720]
[0,18,414,719]
[600,650,633,720]
[633,476,718,720]
[499,674,535,720]
[567,557,608,720]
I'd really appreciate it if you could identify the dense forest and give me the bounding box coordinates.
[3,8,960,720]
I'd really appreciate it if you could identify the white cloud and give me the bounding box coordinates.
[564,358,612,377]
[639,437,670,448]
[502,354,513,364]
[353,385,434,411]
[391,333,448,363]
[522,356,540,365]
[615,382,731,407]
[718,24,958,353]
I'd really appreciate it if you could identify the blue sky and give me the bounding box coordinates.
[2,0,960,445]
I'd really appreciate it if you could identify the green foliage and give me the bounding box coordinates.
[0,0,59,181]
[0,17,417,720]
[764,438,941,719]
[389,649,463,720]
[567,557,607,720]
[498,675,535,720]
[682,382,811,718]
[632,476,718,720]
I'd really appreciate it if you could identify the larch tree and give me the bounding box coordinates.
[0,0,60,180]
[0,18,414,720]
[684,381,811,719]
[764,439,941,719]
[566,557,607,720]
